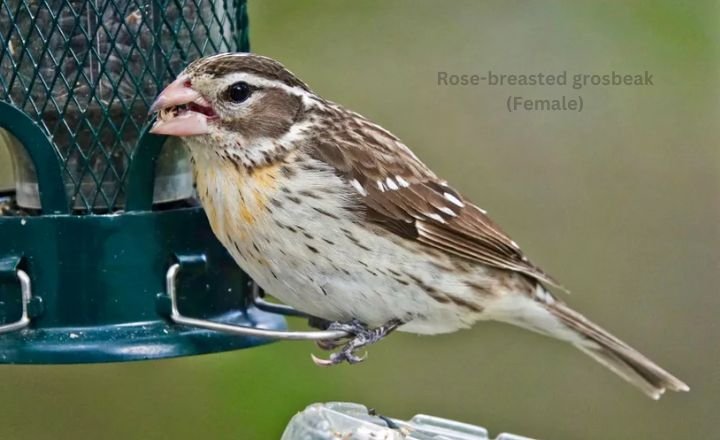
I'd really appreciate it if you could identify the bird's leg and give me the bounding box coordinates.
[311,318,403,366]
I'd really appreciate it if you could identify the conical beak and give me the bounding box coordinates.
[149,76,211,136]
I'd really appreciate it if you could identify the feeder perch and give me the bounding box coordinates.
[0,0,342,364]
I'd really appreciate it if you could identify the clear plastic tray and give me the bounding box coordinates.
[282,402,535,440]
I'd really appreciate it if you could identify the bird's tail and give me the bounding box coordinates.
[549,302,689,399]
[490,291,689,399]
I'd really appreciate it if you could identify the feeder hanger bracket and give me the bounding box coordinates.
[165,262,350,341]
[0,257,33,335]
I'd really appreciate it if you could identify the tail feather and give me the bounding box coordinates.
[549,302,690,399]
[486,291,689,399]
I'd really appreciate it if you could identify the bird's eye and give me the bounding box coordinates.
[225,82,252,103]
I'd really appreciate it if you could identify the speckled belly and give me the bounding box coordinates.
[195,157,496,335]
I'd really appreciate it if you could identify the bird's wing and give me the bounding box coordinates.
[305,111,562,288]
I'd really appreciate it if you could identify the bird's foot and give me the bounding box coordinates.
[308,316,348,351]
[311,318,403,366]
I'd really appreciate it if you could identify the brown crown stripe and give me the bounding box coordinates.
[188,54,310,90]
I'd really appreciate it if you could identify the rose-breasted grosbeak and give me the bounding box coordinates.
[150,53,688,399]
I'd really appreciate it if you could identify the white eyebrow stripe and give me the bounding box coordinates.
[219,72,314,102]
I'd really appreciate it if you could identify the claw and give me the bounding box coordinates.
[309,318,402,367]
[311,353,337,367]
[311,350,368,367]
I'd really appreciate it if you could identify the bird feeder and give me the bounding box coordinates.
[0,0,342,364]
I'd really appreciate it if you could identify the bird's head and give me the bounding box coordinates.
[150,53,315,165]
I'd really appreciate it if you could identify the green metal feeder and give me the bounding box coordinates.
[0,0,342,364]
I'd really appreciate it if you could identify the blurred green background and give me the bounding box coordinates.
[0,1,718,439]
